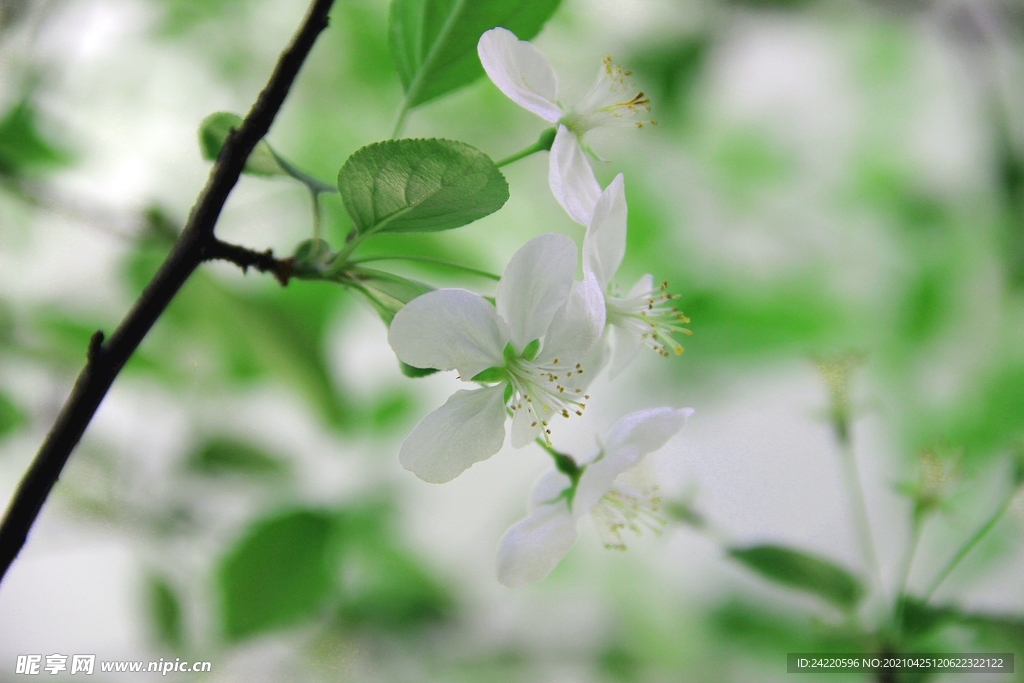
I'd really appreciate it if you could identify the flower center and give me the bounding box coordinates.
[563,56,654,136]
[506,354,590,441]
[606,280,692,357]
[591,482,665,550]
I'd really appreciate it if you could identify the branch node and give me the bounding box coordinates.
[87,330,105,365]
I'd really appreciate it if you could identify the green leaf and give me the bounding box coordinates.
[198,112,285,176]
[338,138,508,235]
[389,0,562,109]
[0,391,25,439]
[186,438,288,476]
[728,544,864,611]
[400,362,440,378]
[148,576,184,650]
[0,101,71,177]
[470,365,506,383]
[218,509,337,640]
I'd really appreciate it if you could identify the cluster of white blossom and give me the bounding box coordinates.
[388,28,694,587]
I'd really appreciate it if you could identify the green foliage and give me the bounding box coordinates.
[338,138,508,235]
[346,267,433,324]
[727,544,863,611]
[0,101,71,177]
[950,361,1024,456]
[0,390,25,438]
[389,0,562,109]
[219,509,338,640]
[186,437,288,476]
[334,500,453,629]
[198,112,285,176]
[125,237,352,428]
[400,361,440,378]
[148,576,184,650]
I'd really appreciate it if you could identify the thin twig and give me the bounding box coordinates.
[0,0,336,583]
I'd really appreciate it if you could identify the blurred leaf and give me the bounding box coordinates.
[400,361,440,378]
[125,240,352,429]
[148,576,184,650]
[728,544,864,610]
[218,509,337,640]
[0,0,29,30]
[898,267,950,344]
[899,597,1024,650]
[156,0,244,34]
[186,437,288,477]
[338,138,508,235]
[198,112,285,176]
[389,0,561,109]
[950,361,1024,455]
[0,101,71,177]
[727,0,818,7]
[337,542,452,629]
[370,390,415,429]
[711,598,866,655]
[628,37,709,125]
[0,390,25,438]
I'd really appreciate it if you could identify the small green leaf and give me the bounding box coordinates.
[503,383,513,403]
[148,576,184,650]
[470,366,507,383]
[0,391,25,439]
[339,138,508,235]
[503,342,516,363]
[187,438,287,477]
[522,338,540,361]
[218,509,337,640]
[0,101,71,177]
[728,544,863,611]
[401,362,440,378]
[390,0,562,109]
[198,112,284,176]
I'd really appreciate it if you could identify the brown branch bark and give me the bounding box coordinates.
[0,0,336,582]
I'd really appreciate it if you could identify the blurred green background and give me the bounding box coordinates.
[0,0,1022,680]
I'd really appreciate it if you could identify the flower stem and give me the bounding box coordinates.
[496,128,557,168]
[892,513,926,638]
[350,255,500,281]
[391,101,409,139]
[834,425,885,603]
[922,485,1018,601]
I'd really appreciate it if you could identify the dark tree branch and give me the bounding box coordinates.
[204,239,294,286]
[0,0,336,583]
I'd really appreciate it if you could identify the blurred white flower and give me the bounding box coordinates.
[388,234,605,483]
[496,407,692,587]
[585,174,692,377]
[478,27,653,225]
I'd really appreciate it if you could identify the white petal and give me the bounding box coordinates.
[496,233,577,352]
[510,399,554,448]
[628,273,654,298]
[496,502,578,587]
[398,385,508,483]
[583,173,627,290]
[549,125,602,226]
[537,271,606,365]
[607,322,644,379]
[574,407,693,513]
[529,468,574,509]
[478,28,562,122]
[388,288,506,379]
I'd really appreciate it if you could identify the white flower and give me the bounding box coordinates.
[584,173,692,378]
[388,234,606,484]
[478,27,653,226]
[496,407,693,587]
